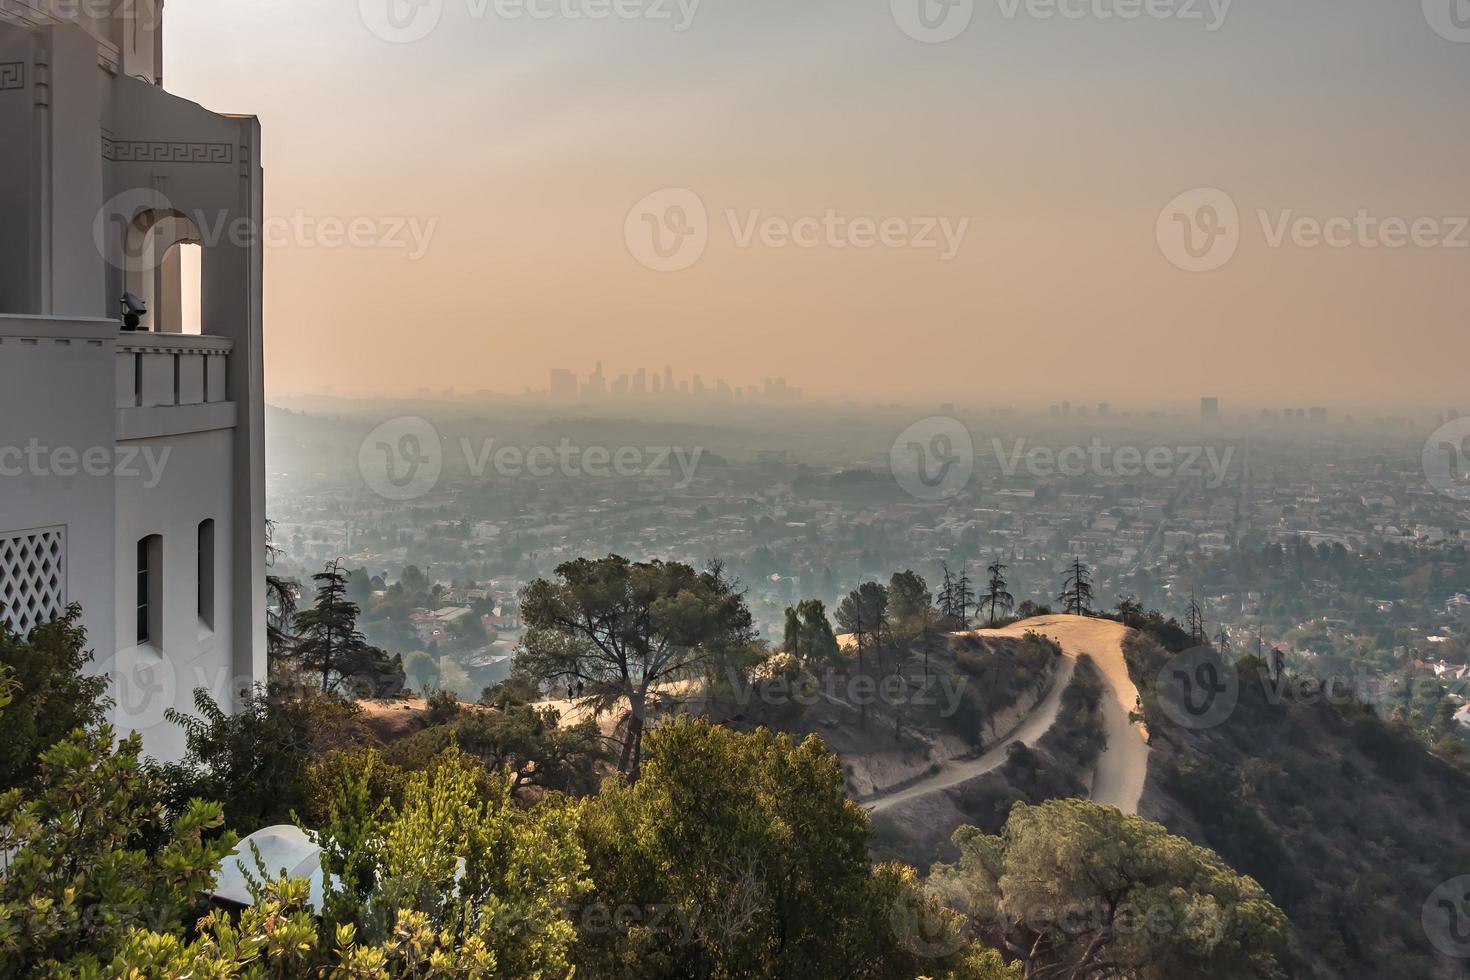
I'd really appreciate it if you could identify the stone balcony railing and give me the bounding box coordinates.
[114,332,234,441]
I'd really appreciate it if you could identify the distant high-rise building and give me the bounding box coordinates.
[582,360,607,397]
[1201,397,1220,420]
[633,367,647,395]
[651,374,662,395]
[549,368,579,401]
[1097,403,1110,418]
[1061,401,1072,417]
[663,365,674,393]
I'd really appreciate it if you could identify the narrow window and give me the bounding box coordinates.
[137,535,161,645]
[198,519,215,630]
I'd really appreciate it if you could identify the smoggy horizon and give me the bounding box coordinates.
[166,0,1470,407]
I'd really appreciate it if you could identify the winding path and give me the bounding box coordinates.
[867,614,1150,816]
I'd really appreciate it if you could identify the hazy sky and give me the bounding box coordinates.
[168,0,1470,408]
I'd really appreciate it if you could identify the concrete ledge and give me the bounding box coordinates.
[118,333,234,355]
[0,314,119,341]
[117,400,236,441]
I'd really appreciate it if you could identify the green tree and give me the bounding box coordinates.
[837,582,890,730]
[383,703,606,797]
[156,686,370,833]
[930,799,1291,979]
[784,598,842,669]
[518,555,754,781]
[575,718,999,979]
[0,721,235,976]
[0,604,108,791]
[291,559,404,697]
[889,569,933,626]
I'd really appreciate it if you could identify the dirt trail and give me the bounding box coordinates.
[867,655,1075,814]
[867,614,1150,816]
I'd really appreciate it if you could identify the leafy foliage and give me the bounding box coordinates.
[574,717,1000,978]
[156,685,372,832]
[930,799,1291,979]
[383,702,606,797]
[0,604,108,791]
[0,725,236,976]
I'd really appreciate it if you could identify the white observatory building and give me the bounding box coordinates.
[0,1,266,760]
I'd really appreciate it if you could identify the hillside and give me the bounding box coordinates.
[860,615,1150,867]
[1127,629,1470,979]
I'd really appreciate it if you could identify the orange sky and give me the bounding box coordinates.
[166,0,1470,408]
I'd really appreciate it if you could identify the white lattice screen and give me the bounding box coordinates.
[0,527,66,638]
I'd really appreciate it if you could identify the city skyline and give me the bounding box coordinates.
[163,1,1470,406]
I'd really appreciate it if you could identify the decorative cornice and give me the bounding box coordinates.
[102,138,234,164]
[0,62,23,91]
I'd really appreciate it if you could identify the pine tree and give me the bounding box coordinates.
[954,564,976,628]
[1058,558,1094,616]
[937,563,958,622]
[980,558,1015,627]
[291,559,402,696]
[1185,589,1207,646]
